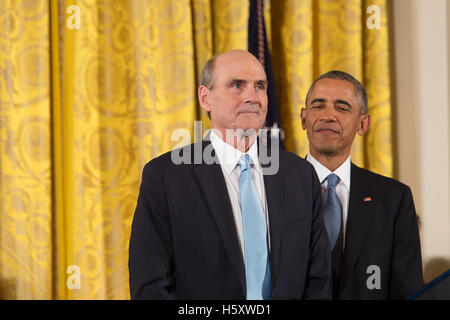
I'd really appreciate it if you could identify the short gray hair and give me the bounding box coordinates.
[200,56,217,89]
[305,70,368,115]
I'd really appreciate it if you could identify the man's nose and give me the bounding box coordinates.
[243,86,259,103]
[318,105,337,121]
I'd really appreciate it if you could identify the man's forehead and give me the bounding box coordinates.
[214,73,267,86]
[307,78,365,114]
[310,79,356,99]
[215,50,259,64]
[225,77,267,83]
[214,53,265,75]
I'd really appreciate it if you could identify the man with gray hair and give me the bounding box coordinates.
[129,50,331,299]
[301,70,423,299]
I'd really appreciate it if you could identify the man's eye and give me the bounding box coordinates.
[311,105,323,109]
[231,82,241,88]
[337,106,350,111]
[256,84,266,90]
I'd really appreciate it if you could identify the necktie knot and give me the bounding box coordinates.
[326,173,339,188]
[239,154,252,172]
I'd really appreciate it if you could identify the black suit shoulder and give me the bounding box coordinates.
[279,148,310,165]
[277,148,318,176]
[352,163,411,194]
[142,141,206,175]
[142,150,171,173]
[351,163,417,224]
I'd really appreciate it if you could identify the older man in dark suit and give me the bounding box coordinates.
[301,70,423,299]
[128,50,331,299]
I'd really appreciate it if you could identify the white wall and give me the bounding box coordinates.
[393,0,450,283]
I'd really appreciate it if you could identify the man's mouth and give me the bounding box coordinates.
[314,127,340,134]
[237,110,259,116]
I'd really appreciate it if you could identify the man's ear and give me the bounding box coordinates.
[357,113,371,136]
[198,85,211,113]
[300,108,307,130]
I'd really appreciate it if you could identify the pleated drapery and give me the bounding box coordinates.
[0,0,393,299]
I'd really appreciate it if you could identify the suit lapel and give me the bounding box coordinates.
[260,142,284,291]
[192,141,246,293]
[339,163,376,291]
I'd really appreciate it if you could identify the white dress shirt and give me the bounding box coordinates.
[210,130,270,259]
[306,153,351,245]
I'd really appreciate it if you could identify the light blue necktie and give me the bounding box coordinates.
[238,154,271,300]
[322,173,342,249]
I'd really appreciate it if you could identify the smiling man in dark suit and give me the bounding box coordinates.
[301,70,423,299]
[128,50,331,299]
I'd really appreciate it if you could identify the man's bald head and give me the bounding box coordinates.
[200,50,264,90]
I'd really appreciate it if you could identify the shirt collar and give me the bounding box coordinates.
[306,153,351,189]
[210,129,261,176]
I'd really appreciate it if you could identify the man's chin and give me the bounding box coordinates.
[233,121,263,134]
[228,128,259,138]
[314,144,339,156]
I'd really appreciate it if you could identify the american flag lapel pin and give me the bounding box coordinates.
[363,196,372,202]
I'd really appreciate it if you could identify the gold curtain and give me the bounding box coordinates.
[270,0,393,175]
[0,0,53,299]
[0,0,392,299]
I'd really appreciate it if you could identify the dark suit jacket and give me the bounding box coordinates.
[336,163,423,299]
[129,140,331,299]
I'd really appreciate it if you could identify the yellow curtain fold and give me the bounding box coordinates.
[0,0,393,299]
[0,0,53,299]
[362,0,393,176]
[50,0,66,300]
[58,0,200,299]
